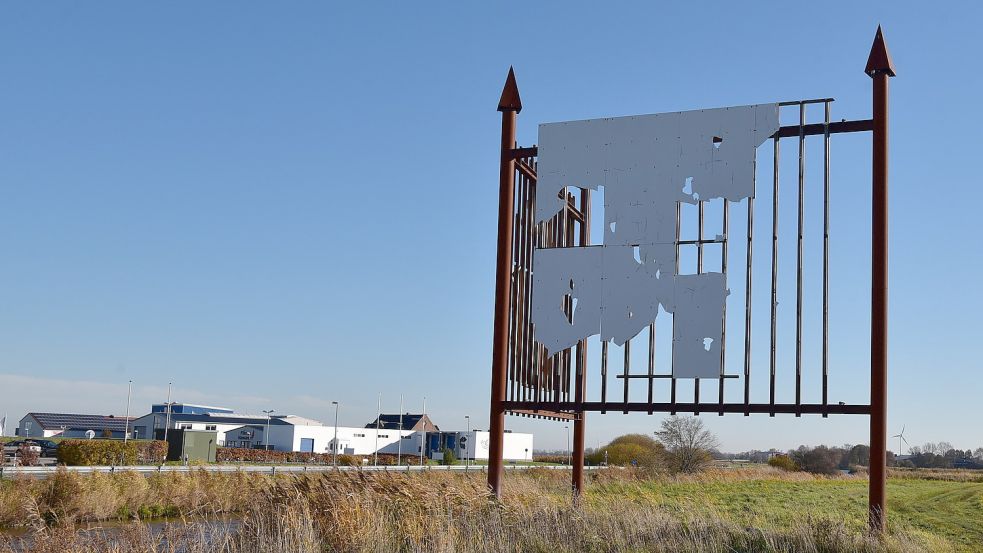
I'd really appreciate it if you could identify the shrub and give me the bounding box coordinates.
[57,440,167,466]
[214,448,423,466]
[768,454,799,472]
[790,445,841,475]
[587,434,666,473]
[532,454,567,464]
[440,448,457,466]
[16,444,40,467]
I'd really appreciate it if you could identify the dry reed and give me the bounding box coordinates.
[0,467,955,552]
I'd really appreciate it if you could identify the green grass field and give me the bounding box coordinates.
[589,473,983,551]
[0,465,980,551]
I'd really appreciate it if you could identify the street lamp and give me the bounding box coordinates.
[262,410,275,451]
[464,415,470,468]
[565,425,570,466]
[163,382,173,444]
[419,397,426,466]
[124,380,132,444]
[331,401,339,467]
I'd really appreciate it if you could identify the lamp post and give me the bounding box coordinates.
[396,395,403,466]
[565,425,570,466]
[331,401,339,467]
[124,380,132,444]
[262,409,275,451]
[374,393,381,466]
[465,415,470,468]
[419,397,426,466]
[163,382,172,444]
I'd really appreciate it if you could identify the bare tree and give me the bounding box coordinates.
[654,416,720,473]
[974,447,983,461]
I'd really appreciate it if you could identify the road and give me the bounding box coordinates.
[0,463,579,480]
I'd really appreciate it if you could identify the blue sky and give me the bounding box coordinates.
[0,2,979,452]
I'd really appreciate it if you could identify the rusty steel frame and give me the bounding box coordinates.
[487,28,895,532]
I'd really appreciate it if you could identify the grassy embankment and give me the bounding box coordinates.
[0,466,979,552]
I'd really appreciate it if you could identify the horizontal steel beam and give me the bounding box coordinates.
[504,401,871,415]
[773,119,873,138]
[506,408,578,421]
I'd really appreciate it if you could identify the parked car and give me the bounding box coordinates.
[2,440,43,455]
[30,439,60,457]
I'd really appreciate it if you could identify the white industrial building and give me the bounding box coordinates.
[130,404,533,461]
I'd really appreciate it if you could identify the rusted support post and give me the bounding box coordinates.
[865,26,895,534]
[572,190,590,496]
[488,67,522,498]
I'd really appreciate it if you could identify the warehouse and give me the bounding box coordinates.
[16,413,137,440]
[130,405,533,459]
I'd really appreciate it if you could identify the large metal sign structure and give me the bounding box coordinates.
[487,27,896,532]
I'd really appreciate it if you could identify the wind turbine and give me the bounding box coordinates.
[891,426,909,456]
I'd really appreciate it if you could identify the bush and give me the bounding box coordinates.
[790,445,842,475]
[532,454,567,464]
[587,434,666,473]
[440,448,457,466]
[16,444,40,466]
[57,440,167,466]
[768,454,799,472]
[214,448,424,466]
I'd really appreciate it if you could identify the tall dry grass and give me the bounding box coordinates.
[0,467,955,552]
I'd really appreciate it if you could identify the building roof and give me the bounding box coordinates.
[135,412,323,427]
[24,413,136,432]
[365,413,439,432]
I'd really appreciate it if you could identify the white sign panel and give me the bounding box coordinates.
[531,104,779,378]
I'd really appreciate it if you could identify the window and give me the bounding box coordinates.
[378,434,389,438]
[205,425,217,431]
[180,424,192,430]
[402,435,411,440]
[354,433,365,438]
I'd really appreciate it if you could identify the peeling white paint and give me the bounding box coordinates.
[530,104,778,378]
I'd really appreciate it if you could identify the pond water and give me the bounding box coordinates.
[0,516,242,551]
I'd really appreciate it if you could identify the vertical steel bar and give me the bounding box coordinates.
[647,323,655,414]
[623,339,630,413]
[868,27,894,533]
[522,163,535,403]
[695,200,703,415]
[795,103,805,417]
[769,136,780,417]
[507,169,525,402]
[488,70,520,497]
[572,188,590,495]
[744,158,756,416]
[823,101,831,417]
[719,200,729,416]
[671,200,681,415]
[600,340,608,414]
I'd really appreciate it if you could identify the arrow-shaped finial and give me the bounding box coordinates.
[497,66,522,113]
[865,25,897,78]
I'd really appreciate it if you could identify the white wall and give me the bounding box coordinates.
[283,426,416,456]
[457,431,533,461]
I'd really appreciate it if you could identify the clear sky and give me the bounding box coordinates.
[1,2,979,453]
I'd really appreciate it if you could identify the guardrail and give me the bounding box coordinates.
[0,463,588,480]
